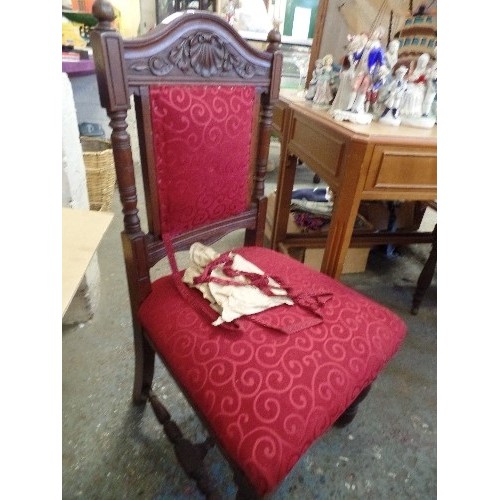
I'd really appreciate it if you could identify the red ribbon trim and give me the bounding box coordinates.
[193,252,290,297]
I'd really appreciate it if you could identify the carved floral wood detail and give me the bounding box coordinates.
[130,31,264,79]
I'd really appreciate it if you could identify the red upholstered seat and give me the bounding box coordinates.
[139,246,406,495]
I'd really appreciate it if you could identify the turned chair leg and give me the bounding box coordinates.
[149,392,217,497]
[411,225,437,315]
[334,385,372,428]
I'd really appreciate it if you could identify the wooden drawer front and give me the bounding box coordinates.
[365,145,437,194]
[288,115,344,185]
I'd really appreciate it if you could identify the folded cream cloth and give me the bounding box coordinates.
[182,243,294,326]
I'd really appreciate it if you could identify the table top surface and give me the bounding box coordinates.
[62,207,113,316]
[279,89,437,143]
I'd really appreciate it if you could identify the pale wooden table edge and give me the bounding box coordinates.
[62,207,114,317]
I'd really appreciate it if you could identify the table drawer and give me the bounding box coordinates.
[364,144,437,197]
[288,114,345,185]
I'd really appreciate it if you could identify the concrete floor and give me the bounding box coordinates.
[62,149,437,499]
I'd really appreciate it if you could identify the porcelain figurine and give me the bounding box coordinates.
[378,65,408,126]
[329,33,367,113]
[347,26,385,112]
[399,52,435,128]
[366,64,390,114]
[223,0,236,26]
[332,26,385,125]
[305,59,323,100]
[384,39,400,72]
[312,54,335,106]
[422,47,437,118]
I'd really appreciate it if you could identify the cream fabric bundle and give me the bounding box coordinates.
[182,243,293,326]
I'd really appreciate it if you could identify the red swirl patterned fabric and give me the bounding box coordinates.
[138,246,406,495]
[149,85,255,235]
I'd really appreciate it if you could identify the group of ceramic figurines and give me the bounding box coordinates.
[305,26,437,128]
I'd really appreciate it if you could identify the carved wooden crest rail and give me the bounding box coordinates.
[129,31,265,78]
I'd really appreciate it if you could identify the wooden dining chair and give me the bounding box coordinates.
[90,1,407,497]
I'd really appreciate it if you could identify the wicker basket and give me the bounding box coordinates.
[81,137,116,212]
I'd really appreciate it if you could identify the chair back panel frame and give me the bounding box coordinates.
[141,84,259,239]
[90,3,282,312]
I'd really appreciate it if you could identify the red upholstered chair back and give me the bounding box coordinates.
[148,84,256,236]
[90,6,282,312]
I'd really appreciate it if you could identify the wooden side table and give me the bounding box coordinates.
[270,90,437,279]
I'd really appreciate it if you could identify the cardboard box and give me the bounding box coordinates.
[304,247,370,273]
[265,192,371,274]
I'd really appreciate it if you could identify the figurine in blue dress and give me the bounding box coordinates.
[346,26,386,114]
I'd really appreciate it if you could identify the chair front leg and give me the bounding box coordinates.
[149,393,217,498]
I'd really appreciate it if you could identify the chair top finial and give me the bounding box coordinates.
[92,0,116,27]
[266,28,281,54]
